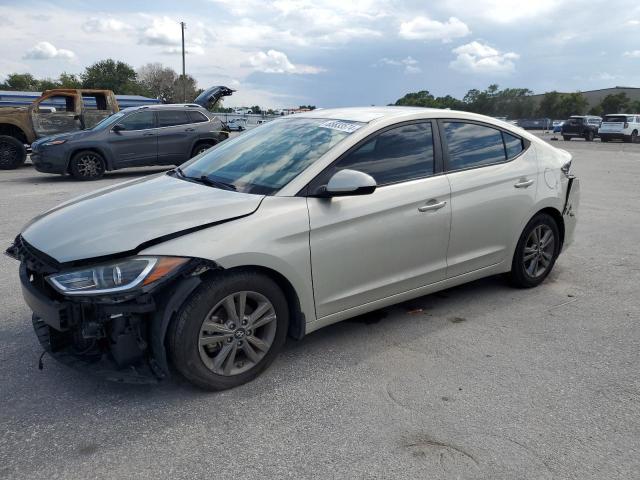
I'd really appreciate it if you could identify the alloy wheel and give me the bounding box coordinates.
[76,153,104,178]
[0,140,18,165]
[523,224,555,278]
[198,291,277,376]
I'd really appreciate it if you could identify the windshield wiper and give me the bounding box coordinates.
[170,167,236,191]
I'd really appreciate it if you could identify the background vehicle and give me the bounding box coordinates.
[598,114,640,143]
[561,115,601,141]
[517,118,552,130]
[8,107,579,390]
[552,120,564,133]
[225,119,246,131]
[0,89,119,169]
[30,104,230,180]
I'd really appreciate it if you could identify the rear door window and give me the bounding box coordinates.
[158,110,190,127]
[187,111,209,123]
[443,122,506,170]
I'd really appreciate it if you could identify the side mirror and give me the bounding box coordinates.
[318,169,377,197]
[112,124,125,132]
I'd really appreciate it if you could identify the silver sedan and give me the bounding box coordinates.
[9,107,579,390]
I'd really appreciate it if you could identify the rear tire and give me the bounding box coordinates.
[190,141,215,158]
[631,130,638,144]
[585,131,594,141]
[563,135,571,141]
[168,271,289,391]
[509,213,560,288]
[70,150,105,180]
[0,135,27,170]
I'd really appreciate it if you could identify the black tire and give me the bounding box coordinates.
[563,135,571,141]
[0,135,27,170]
[69,150,105,180]
[600,136,609,142]
[509,213,561,288]
[631,130,638,144]
[168,270,289,391]
[585,130,594,141]
[190,141,215,158]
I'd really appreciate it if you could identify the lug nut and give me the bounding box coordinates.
[228,323,236,329]
[237,340,243,346]
[242,320,247,326]
[227,337,233,343]
[246,330,252,336]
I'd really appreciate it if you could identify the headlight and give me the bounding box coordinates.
[43,139,67,146]
[47,256,189,296]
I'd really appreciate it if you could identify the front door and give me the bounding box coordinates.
[440,120,539,277]
[107,110,158,167]
[30,93,82,137]
[307,121,451,318]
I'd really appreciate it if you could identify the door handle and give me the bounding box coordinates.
[418,200,447,212]
[514,179,534,188]
[184,127,195,132]
[142,131,155,136]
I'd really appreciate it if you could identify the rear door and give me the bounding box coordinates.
[107,110,158,167]
[157,110,195,164]
[441,120,538,277]
[307,121,452,318]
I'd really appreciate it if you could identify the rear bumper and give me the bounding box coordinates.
[599,133,628,140]
[562,176,579,250]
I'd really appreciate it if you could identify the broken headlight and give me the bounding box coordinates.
[47,256,188,296]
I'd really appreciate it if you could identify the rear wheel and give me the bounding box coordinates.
[0,135,27,169]
[168,271,289,390]
[585,130,594,141]
[509,213,560,288]
[70,150,106,180]
[563,135,571,141]
[631,130,638,144]
[190,141,215,158]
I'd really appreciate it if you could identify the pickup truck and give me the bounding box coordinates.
[0,89,119,169]
[560,115,602,141]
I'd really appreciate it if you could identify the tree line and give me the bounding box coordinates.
[394,84,640,119]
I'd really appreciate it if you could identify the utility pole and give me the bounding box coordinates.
[180,21,186,102]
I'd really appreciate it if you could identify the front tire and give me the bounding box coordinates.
[0,135,27,169]
[509,213,560,288]
[190,141,215,158]
[70,150,105,180]
[168,271,289,391]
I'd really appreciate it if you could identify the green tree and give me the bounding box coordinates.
[556,92,588,118]
[81,59,143,94]
[537,91,562,118]
[395,90,437,107]
[170,74,199,103]
[58,72,82,89]
[0,73,40,91]
[251,105,262,114]
[630,99,640,113]
[595,93,630,116]
[37,78,59,91]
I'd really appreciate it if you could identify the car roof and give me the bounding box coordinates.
[120,104,209,113]
[295,106,443,123]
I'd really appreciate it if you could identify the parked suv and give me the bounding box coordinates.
[561,115,601,141]
[30,104,229,180]
[598,114,640,143]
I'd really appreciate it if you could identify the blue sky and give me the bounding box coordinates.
[1,0,640,108]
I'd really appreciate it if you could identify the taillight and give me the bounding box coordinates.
[561,160,572,178]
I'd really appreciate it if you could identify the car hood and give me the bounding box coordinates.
[32,130,88,147]
[21,173,265,263]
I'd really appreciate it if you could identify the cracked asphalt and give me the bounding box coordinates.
[1,136,639,479]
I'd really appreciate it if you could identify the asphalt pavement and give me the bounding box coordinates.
[0,136,639,479]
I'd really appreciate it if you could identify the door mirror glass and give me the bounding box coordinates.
[321,169,376,197]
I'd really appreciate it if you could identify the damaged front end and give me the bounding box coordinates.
[7,235,215,384]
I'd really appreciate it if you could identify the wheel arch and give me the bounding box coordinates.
[0,123,29,144]
[536,206,565,249]
[67,146,113,172]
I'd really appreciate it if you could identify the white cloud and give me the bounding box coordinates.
[623,50,640,58]
[248,50,323,74]
[163,45,205,55]
[399,16,470,42]
[377,56,421,74]
[450,41,519,73]
[23,41,75,60]
[441,0,556,23]
[625,19,640,26]
[139,16,182,46]
[82,17,130,33]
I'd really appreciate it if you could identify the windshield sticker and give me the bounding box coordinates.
[318,120,362,133]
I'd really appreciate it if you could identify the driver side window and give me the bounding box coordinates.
[118,111,155,131]
[325,122,435,186]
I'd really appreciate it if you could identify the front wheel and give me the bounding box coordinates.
[190,141,215,158]
[168,271,289,390]
[0,135,27,169]
[70,150,105,180]
[509,213,560,288]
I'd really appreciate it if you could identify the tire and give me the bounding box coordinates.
[631,130,638,144]
[168,270,289,391]
[509,213,561,288]
[0,135,27,170]
[190,141,215,158]
[562,135,571,141]
[600,136,609,143]
[585,131,594,141]
[69,150,105,180]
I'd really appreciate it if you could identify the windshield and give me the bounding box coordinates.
[180,117,363,195]
[91,111,127,130]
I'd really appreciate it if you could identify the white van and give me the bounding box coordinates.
[598,114,640,143]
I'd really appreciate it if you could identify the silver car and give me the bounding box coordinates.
[7,107,580,390]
